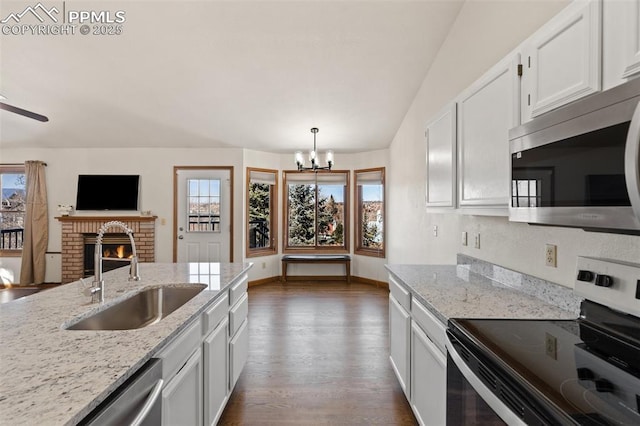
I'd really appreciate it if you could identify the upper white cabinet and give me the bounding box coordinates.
[603,0,640,90]
[425,103,457,209]
[521,0,601,122]
[457,53,520,213]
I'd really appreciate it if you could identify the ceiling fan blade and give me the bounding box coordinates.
[0,102,49,122]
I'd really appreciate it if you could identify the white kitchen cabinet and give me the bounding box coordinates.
[410,301,447,426]
[158,320,203,426]
[162,347,203,426]
[388,274,449,425]
[603,0,640,90]
[521,0,601,121]
[203,315,229,426]
[229,319,249,390]
[389,293,411,399]
[228,287,249,392]
[425,103,457,209]
[457,53,520,214]
[158,274,249,426]
[202,292,230,426]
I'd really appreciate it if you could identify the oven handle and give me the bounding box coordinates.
[445,337,526,426]
[626,99,640,223]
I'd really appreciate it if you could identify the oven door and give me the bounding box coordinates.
[446,336,522,426]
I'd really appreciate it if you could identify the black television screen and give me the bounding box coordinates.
[75,175,140,210]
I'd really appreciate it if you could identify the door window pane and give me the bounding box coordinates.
[187,178,220,232]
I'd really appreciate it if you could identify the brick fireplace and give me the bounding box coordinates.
[57,216,157,283]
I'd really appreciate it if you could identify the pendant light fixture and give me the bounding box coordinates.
[295,127,334,172]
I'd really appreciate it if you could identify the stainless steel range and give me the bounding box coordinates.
[446,257,640,425]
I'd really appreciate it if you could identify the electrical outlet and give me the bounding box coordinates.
[261,262,266,269]
[545,244,557,267]
[461,231,468,246]
[545,333,557,360]
[433,225,438,237]
[474,233,480,249]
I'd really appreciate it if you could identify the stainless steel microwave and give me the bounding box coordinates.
[509,78,640,234]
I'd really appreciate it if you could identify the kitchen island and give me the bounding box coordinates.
[0,262,252,425]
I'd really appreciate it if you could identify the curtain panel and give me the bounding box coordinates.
[20,161,48,285]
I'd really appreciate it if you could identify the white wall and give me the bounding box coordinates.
[388,0,640,288]
[2,147,388,283]
[2,147,245,282]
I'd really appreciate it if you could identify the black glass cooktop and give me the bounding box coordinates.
[449,303,640,426]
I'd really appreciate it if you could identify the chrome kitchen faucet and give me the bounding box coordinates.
[89,221,141,303]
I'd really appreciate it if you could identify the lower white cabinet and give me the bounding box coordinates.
[389,274,448,426]
[203,317,229,426]
[229,319,249,390]
[162,347,203,426]
[410,322,446,426]
[389,294,411,399]
[158,273,249,425]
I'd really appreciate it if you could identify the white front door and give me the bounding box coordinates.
[175,168,232,262]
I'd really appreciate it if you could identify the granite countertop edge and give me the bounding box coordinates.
[0,262,252,426]
[385,263,580,326]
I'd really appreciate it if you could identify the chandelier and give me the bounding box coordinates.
[295,127,334,172]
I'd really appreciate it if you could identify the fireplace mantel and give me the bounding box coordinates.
[56,215,158,222]
[57,216,157,283]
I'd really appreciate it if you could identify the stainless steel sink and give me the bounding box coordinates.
[65,285,206,330]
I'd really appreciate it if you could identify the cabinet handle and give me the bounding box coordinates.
[130,378,164,426]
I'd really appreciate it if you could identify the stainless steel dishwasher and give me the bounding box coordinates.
[79,358,163,426]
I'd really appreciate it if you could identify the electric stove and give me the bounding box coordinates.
[446,257,640,425]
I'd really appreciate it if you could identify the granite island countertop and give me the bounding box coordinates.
[0,262,252,426]
[385,262,581,326]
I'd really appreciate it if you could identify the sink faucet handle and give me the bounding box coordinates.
[83,283,103,303]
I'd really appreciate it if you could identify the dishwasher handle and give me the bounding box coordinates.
[130,378,163,426]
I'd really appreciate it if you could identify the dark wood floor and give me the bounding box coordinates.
[218,281,417,425]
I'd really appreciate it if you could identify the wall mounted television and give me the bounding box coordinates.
[75,175,140,211]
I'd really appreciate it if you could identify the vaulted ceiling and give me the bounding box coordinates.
[0,1,464,152]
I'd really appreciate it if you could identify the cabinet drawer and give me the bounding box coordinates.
[411,298,446,354]
[203,293,229,335]
[389,275,411,311]
[229,274,248,307]
[158,319,202,379]
[229,293,248,337]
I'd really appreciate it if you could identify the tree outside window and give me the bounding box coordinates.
[246,168,278,257]
[0,165,26,255]
[284,171,348,251]
[355,168,385,257]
